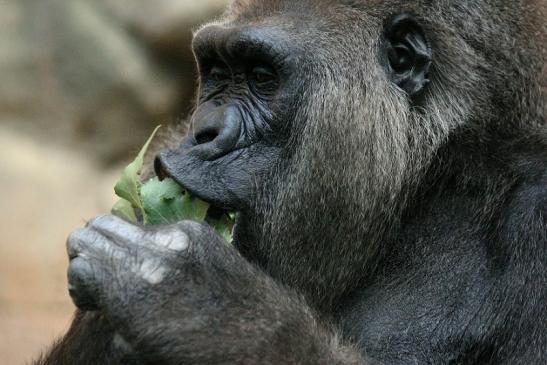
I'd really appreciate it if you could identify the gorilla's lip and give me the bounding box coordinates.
[156,141,281,213]
[155,151,239,212]
[156,154,239,239]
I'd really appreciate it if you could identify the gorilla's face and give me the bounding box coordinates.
[159,14,428,194]
[156,3,434,291]
[157,25,301,214]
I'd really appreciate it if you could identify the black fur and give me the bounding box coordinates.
[36,1,546,364]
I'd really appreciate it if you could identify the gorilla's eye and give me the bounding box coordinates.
[209,64,231,82]
[249,65,277,86]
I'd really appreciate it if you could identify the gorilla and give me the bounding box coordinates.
[36,0,546,364]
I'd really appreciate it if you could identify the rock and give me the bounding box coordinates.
[0,0,228,164]
[0,126,122,364]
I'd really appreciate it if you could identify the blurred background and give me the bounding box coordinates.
[0,0,228,363]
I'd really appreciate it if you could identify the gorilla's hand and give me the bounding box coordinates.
[67,215,225,313]
[66,215,254,359]
[66,215,361,364]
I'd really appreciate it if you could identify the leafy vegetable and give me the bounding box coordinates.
[140,177,209,225]
[113,126,160,219]
[111,126,234,242]
[207,211,236,243]
[111,198,137,223]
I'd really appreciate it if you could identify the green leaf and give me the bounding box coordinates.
[111,199,138,223]
[111,126,235,242]
[113,125,161,219]
[140,177,210,225]
[207,213,234,243]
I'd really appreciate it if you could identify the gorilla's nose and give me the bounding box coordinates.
[190,104,241,160]
[194,115,223,145]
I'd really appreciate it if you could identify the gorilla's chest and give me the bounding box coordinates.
[337,279,486,365]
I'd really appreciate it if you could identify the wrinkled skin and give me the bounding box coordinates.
[36,1,546,364]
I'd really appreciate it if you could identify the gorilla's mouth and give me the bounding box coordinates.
[154,154,239,224]
[155,151,237,207]
[154,138,278,214]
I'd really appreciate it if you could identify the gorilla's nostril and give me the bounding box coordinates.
[195,129,219,145]
[154,156,169,181]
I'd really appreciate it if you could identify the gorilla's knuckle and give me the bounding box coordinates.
[66,228,91,258]
[88,215,145,245]
[178,220,211,237]
[148,228,191,252]
[86,214,112,228]
[88,214,131,233]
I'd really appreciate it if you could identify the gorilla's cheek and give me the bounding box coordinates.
[158,143,281,212]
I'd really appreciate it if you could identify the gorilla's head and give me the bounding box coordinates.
[156,0,543,311]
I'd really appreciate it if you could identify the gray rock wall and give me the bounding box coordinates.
[0,0,227,163]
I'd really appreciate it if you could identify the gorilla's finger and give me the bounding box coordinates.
[67,226,124,259]
[88,215,145,246]
[67,256,101,311]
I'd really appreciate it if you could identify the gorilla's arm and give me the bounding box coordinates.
[35,311,128,365]
[44,215,365,365]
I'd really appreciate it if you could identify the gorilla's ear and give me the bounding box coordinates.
[384,13,432,97]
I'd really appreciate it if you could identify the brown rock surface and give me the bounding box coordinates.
[0,0,227,164]
[0,126,121,364]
